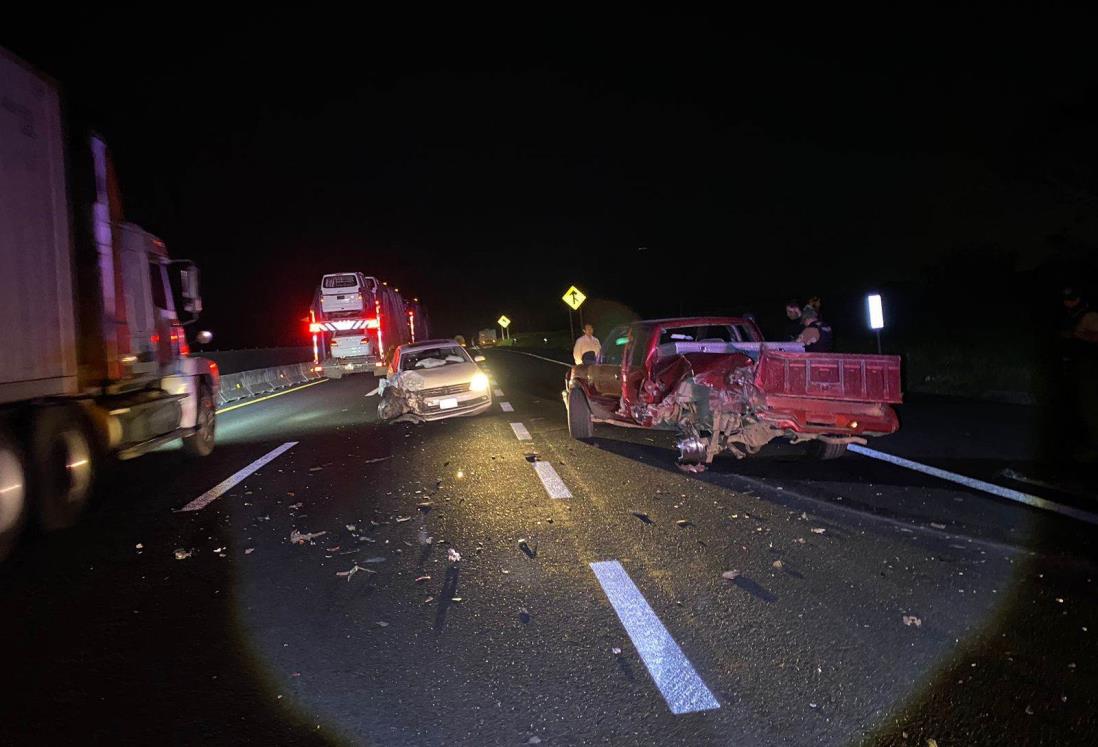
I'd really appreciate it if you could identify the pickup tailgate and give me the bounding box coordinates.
[755,350,902,404]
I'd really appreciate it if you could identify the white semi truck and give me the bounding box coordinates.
[0,49,220,559]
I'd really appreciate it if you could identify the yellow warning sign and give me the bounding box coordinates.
[561,285,587,311]
[497,315,511,328]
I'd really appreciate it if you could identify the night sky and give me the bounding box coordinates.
[6,11,1097,347]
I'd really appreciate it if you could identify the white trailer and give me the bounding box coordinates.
[0,49,219,560]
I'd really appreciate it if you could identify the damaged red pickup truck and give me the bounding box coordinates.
[563,317,902,470]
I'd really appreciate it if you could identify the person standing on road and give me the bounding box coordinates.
[1059,287,1098,461]
[573,324,601,365]
[796,305,833,352]
[784,299,803,341]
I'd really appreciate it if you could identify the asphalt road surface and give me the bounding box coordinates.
[3,350,1097,745]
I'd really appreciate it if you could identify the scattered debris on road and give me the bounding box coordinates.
[451,597,463,603]
[612,647,622,656]
[772,559,784,570]
[903,614,922,627]
[447,548,461,563]
[417,502,432,510]
[173,548,193,560]
[930,522,947,530]
[811,527,826,534]
[631,511,653,524]
[518,538,537,558]
[346,524,357,531]
[395,516,412,523]
[722,570,742,581]
[676,519,693,528]
[363,556,387,564]
[135,543,143,551]
[289,502,303,510]
[377,621,389,628]
[363,456,392,464]
[424,596,434,604]
[290,529,328,545]
[519,608,531,624]
[415,575,431,584]
[336,563,376,581]
[245,548,255,555]
[308,466,323,472]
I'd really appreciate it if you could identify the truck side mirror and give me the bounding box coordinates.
[169,260,202,322]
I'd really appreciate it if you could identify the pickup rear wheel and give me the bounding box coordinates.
[32,406,97,532]
[182,384,216,457]
[807,441,848,460]
[567,389,594,440]
[0,426,28,561]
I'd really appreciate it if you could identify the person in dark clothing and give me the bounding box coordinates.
[796,306,833,352]
[1059,287,1098,462]
[784,299,803,341]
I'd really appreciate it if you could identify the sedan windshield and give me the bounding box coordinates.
[401,346,470,370]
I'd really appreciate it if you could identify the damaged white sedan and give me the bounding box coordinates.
[377,339,492,422]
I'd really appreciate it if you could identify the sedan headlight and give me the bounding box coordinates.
[470,372,489,392]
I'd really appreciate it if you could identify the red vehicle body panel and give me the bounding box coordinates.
[566,316,902,459]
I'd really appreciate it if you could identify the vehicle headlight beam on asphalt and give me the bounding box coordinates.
[470,372,489,392]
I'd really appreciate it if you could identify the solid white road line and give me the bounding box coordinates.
[179,442,298,512]
[849,444,1098,526]
[510,422,532,440]
[493,388,505,398]
[589,561,721,715]
[500,401,514,412]
[504,350,572,367]
[532,461,572,499]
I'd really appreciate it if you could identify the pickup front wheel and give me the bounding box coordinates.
[567,389,594,440]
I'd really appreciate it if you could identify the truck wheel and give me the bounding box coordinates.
[182,385,216,457]
[567,389,594,440]
[32,406,96,532]
[0,427,28,561]
[808,441,848,460]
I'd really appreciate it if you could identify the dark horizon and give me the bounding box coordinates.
[6,11,1098,346]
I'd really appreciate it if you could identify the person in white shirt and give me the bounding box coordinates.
[573,324,601,365]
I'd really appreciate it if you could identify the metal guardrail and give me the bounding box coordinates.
[216,362,323,406]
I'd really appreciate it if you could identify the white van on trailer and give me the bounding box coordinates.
[0,48,219,560]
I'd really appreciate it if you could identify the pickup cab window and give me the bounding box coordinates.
[601,327,628,365]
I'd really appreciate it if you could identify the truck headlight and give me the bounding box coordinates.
[470,372,489,392]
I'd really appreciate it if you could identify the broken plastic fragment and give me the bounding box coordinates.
[377,621,389,628]
[903,614,922,627]
[721,570,741,581]
[518,538,536,558]
[244,548,255,555]
[771,559,784,570]
[173,548,193,560]
[612,647,622,656]
[632,511,653,524]
[289,502,303,510]
[675,519,692,528]
[810,528,826,534]
[451,597,463,603]
[363,556,387,564]
[415,575,431,584]
[135,543,144,550]
[424,596,434,604]
[395,516,412,523]
[290,529,328,545]
[447,548,461,563]
[346,524,357,531]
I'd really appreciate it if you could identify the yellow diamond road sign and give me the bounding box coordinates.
[497,315,511,328]
[562,285,587,311]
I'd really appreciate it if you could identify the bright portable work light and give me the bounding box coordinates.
[470,372,489,392]
[867,293,885,353]
[867,294,885,330]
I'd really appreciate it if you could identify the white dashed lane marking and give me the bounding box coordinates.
[589,560,721,715]
[493,388,505,398]
[179,442,298,512]
[499,401,514,412]
[532,460,572,499]
[510,422,532,440]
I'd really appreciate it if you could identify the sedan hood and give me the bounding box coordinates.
[392,362,481,391]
